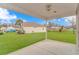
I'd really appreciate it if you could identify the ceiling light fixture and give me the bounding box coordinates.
[46,4,52,11]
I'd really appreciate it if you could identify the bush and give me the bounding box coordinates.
[0,31,3,35]
[17,30,25,34]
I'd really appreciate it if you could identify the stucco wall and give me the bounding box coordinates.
[23,27,46,33]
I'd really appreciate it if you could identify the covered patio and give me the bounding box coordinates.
[0,3,79,55]
[8,40,77,55]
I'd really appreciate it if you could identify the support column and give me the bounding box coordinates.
[76,18,79,48]
[76,15,79,48]
[45,20,48,40]
[76,4,79,48]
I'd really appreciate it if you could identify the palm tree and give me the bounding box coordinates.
[15,19,24,34]
[15,19,23,28]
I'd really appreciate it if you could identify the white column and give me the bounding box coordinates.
[74,4,79,54]
[45,20,48,40]
[76,4,79,48]
[76,13,79,54]
[76,4,79,50]
[76,15,79,48]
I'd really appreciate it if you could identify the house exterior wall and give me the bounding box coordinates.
[23,27,46,33]
[1,27,6,32]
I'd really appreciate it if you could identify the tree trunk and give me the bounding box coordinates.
[59,26,64,32]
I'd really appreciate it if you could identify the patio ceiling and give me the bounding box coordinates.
[0,3,78,20]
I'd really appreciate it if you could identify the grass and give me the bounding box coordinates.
[47,31,76,44]
[0,32,45,55]
[0,31,76,54]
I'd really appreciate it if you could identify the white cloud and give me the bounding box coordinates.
[64,16,76,25]
[19,18,27,22]
[57,19,61,22]
[0,8,17,24]
[64,16,76,22]
[64,19,69,22]
[23,20,27,22]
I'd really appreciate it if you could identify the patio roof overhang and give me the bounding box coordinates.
[0,3,78,20]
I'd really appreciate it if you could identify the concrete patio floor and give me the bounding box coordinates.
[8,40,79,55]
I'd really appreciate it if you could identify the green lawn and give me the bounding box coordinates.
[47,31,76,44]
[0,32,45,55]
[0,31,76,55]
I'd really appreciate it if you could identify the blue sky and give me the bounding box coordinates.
[48,18,71,26]
[8,10,46,24]
[0,8,75,26]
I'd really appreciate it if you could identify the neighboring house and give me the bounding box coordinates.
[1,27,6,32]
[22,22,46,33]
[6,26,16,32]
[47,26,60,31]
[47,26,68,32]
[0,24,8,32]
[1,26,16,32]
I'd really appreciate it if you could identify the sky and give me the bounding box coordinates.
[0,8,76,26]
[48,16,76,26]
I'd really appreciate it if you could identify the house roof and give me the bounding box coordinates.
[22,22,45,27]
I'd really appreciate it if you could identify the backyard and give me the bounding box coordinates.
[0,32,45,55]
[0,31,76,55]
[48,31,76,44]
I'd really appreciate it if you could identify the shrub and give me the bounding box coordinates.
[0,31,3,35]
[17,30,25,34]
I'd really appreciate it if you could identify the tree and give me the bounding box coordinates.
[48,22,53,27]
[15,19,23,28]
[64,17,76,34]
[59,26,64,32]
[15,19,25,34]
[0,25,2,30]
[0,25,3,35]
[48,22,58,27]
[69,20,75,34]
